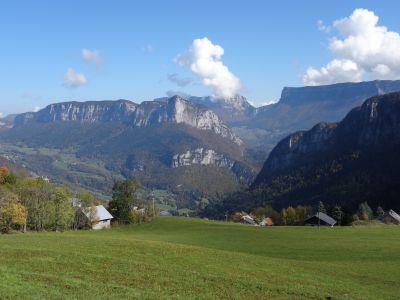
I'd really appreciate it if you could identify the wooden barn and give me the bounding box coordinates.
[381,209,400,224]
[259,217,274,226]
[304,212,336,227]
[82,205,114,230]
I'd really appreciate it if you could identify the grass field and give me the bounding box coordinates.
[0,218,399,299]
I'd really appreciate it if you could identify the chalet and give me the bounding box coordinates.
[241,215,257,225]
[381,209,400,224]
[304,212,336,227]
[83,205,114,230]
[160,210,172,217]
[259,217,274,226]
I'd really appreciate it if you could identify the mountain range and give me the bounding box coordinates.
[0,96,254,206]
[1,80,400,210]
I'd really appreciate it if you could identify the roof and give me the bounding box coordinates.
[83,205,113,221]
[160,210,172,216]
[241,215,257,225]
[305,212,336,226]
[389,209,400,222]
[260,217,274,226]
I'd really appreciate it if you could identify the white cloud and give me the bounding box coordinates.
[317,20,330,33]
[32,106,41,112]
[304,8,400,85]
[260,99,278,106]
[175,37,241,98]
[63,68,87,88]
[304,59,363,86]
[0,112,3,118]
[81,48,101,64]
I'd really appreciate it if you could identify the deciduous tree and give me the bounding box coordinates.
[108,179,141,224]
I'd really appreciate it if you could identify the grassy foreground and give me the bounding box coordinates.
[0,218,399,299]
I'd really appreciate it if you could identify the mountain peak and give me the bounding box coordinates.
[188,94,255,123]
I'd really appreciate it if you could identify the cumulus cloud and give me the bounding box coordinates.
[63,68,87,88]
[81,48,101,64]
[304,8,400,85]
[175,37,241,98]
[167,73,192,87]
[304,59,363,86]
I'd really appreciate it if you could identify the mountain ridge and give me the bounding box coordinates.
[250,91,400,210]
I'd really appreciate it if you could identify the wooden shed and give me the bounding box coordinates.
[304,212,336,227]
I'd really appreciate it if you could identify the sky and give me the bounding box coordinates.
[1,0,400,115]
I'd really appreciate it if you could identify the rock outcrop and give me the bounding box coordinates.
[14,96,242,145]
[172,148,234,168]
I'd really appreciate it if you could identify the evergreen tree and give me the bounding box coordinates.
[358,202,373,220]
[376,206,385,219]
[317,201,326,214]
[332,205,343,225]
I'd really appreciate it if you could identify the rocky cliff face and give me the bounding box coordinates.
[14,96,242,145]
[15,100,138,125]
[252,80,400,131]
[253,92,400,185]
[234,79,400,156]
[172,148,234,168]
[189,94,256,123]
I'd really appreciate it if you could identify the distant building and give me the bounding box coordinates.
[82,205,114,230]
[160,210,172,217]
[381,209,400,224]
[259,217,274,226]
[304,212,336,227]
[241,215,257,225]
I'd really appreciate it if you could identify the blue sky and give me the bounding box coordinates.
[1,0,400,115]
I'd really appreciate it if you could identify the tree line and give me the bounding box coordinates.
[0,166,156,234]
[203,196,391,226]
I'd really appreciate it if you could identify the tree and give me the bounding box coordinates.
[286,206,297,225]
[0,191,27,233]
[352,214,359,222]
[317,201,326,214]
[358,202,373,220]
[108,179,141,224]
[332,205,343,226]
[281,208,288,225]
[376,206,385,219]
[0,166,10,184]
[4,173,17,185]
[294,206,312,224]
[251,206,277,223]
[231,211,246,223]
[52,187,74,231]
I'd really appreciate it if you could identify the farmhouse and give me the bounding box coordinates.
[160,210,172,217]
[83,205,114,230]
[259,217,274,226]
[241,215,257,225]
[381,209,400,224]
[304,212,336,227]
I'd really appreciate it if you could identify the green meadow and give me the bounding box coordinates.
[0,217,399,299]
